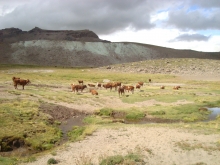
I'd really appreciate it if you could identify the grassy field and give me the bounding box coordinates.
[0,64,220,164]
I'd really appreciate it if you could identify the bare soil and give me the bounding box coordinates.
[24,127,220,165]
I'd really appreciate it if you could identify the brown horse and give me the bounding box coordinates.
[118,87,125,97]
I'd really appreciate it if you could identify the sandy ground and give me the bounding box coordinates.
[22,127,220,165]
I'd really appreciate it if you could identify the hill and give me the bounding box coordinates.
[0,27,219,67]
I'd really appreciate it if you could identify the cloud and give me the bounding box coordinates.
[164,0,220,31]
[170,33,211,42]
[166,9,220,30]
[189,0,220,8]
[1,0,220,33]
[0,0,162,34]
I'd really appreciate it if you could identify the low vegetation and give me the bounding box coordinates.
[0,62,220,164]
[99,153,145,165]
[47,158,58,164]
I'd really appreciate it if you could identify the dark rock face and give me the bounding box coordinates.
[0,27,109,43]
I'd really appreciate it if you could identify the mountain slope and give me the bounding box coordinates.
[0,27,219,67]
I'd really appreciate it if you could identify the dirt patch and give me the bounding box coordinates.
[39,103,88,144]
[39,103,85,121]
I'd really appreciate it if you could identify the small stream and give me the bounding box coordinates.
[58,107,220,142]
[58,114,86,144]
[204,107,220,122]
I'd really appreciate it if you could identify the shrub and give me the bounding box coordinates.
[99,153,144,165]
[125,111,145,120]
[0,157,17,165]
[47,158,58,164]
[150,110,166,115]
[67,126,86,142]
[98,108,114,116]
[125,153,142,162]
[100,155,124,165]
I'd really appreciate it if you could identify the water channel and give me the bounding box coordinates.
[205,107,220,122]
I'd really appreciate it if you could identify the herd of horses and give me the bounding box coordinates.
[12,77,181,97]
[70,79,151,97]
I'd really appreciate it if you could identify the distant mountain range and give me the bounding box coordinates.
[0,27,219,67]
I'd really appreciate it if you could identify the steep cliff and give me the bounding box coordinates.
[0,27,108,42]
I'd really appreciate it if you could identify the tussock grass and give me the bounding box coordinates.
[175,141,220,151]
[99,152,145,165]
[67,125,97,142]
[0,99,62,152]
[83,115,113,125]
[147,103,212,122]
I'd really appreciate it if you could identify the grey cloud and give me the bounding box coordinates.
[189,0,220,8]
[167,9,220,30]
[0,0,158,34]
[165,0,220,30]
[170,33,210,42]
[1,0,220,35]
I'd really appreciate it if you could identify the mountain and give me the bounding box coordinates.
[0,27,219,67]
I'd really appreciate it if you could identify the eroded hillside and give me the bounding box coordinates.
[0,27,219,67]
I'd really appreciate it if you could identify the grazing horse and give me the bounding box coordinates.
[78,80,83,85]
[88,83,96,88]
[90,89,98,95]
[123,85,134,94]
[114,82,122,87]
[111,82,118,91]
[118,87,125,97]
[173,86,180,90]
[136,84,141,89]
[103,83,113,91]
[71,84,76,92]
[75,85,87,92]
[149,79,152,83]
[12,77,30,90]
[138,81,144,86]
[160,86,165,89]
[97,83,102,88]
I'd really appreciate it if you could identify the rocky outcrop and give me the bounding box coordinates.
[0,27,109,42]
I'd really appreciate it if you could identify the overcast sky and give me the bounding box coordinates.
[0,0,220,52]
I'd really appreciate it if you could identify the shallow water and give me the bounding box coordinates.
[205,107,220,121]
[124,117,179,124]
[59,114,86,142]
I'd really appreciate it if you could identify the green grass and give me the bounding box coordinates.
[0,99,62,152]
[147,103,212,122]
[47,157,58,164]
[125,108,146,121]
[0,64,177,85]
[67,125,97,142]
[0,156,17,165]
[83,115,113,124]
[99,152,144,165]
[98,108,114,116]
[175,141,220,151]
